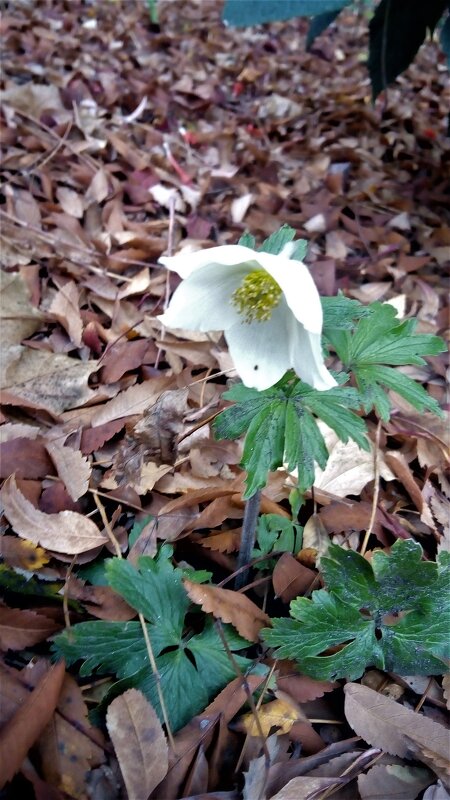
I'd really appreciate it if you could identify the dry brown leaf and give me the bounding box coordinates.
[0,607,60,650]
[183,578,270,642]
[45,441,91,501]
[48,280,83,348]
[0,271,43,348]
[272,552,317,602]
[106,689,168,800]
[344,684,450,781]
[90,375,174,427]
[358,763,433,800]
[269,776,341,800]
[0,660,66,788]
[130,387,188,465]
[442,675,450,711]
[37,671,105,796]
[0,475,108,554]
[1,348,98,415]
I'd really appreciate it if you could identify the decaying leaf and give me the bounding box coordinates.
[0,271,43,348]
[344,684,450,783]
[0,607,60,650]
[48,280,83,348]
[183,578,270,642]
[45,440,91,501]
[238,697,303,738]
[268,776,341,800]
[0,475,108,554]
[0,660,66,787]
[358,763,433,800]
[106,689,168,799]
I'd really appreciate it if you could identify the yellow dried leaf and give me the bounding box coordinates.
[240,698,300,737]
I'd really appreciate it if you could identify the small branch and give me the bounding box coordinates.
[235,489,261,589]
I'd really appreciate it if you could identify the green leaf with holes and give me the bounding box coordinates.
[264,540,450,680]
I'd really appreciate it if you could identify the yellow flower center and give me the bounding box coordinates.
[231,269,282,323]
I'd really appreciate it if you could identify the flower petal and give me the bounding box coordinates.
[289,320,337,390]
[225,301,291,390]
[255,251,323,334]
[159,245,259,279]
[158,261,249,331]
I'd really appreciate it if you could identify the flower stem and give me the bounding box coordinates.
[235,490,261,589]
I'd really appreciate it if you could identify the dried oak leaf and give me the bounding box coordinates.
[183,579,270,642]
[0,271,43,348]
[0,475,107,554]
[106,689,168,799]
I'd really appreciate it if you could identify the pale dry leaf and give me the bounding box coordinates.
[56,186,84,219]
[183,579,270,642]
[1,348,98,415]
[85,168,110,205]
[48,280,83,347]
[90,376,174,427]
[45,441,91,501]
[0,475,107,554]
[106,689,168,800]
[358,763,432,800]
[0,83,65,116]
[312,423,395,497]
[0,271,43,348]
[442,675,450,711]
[344,684,450,777]
[423,781,450,800]
[268,776,341,800]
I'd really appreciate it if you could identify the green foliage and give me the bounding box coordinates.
[222,0,449,103]
[214,376,368,498]
[223,0,350,27]
[327,302,445,421]
[53,546,255,731]
[368,0,447,99]
[239,223,308,261]
[253,513,303,569]
[263,540,450,680]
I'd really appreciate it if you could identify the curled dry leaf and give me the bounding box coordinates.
[358,763,433,800]
[238,697,303,738]
[268,776,341,800]
[45,441,91,501]
[344,684,450,784]
[183,578,270,642]
[106,689,168,800]
[48,280,83,348]
[0,475,108,554]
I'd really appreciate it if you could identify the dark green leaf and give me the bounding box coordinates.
[223,0,350,27]
[264,540,449,680]
[441,12,450,66]
[331,302,445,421]
[306,9,341,49]
[321,295,370,333]
[53,551,255,731]
[238,231,256,249]
[368,0,448,99]
[259,224,296,255]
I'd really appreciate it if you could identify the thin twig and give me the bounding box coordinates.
[235,489,261,589]
[360,419,382,556]
[93,492,122,558]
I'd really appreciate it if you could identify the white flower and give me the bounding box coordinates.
[157,243,337,392]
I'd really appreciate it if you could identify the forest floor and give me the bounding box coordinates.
[0,1,449,799]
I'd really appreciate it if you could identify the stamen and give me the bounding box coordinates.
[232,270,282,323]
